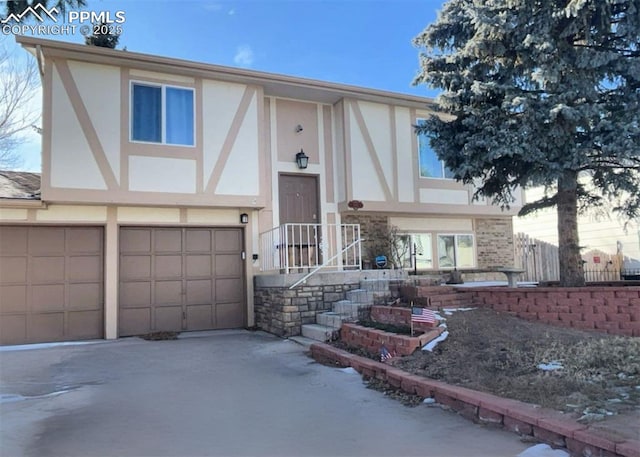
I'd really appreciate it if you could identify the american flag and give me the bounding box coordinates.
[379,345,393,362]
[411,307,436,324]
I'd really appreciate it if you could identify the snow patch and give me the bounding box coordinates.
[422,331,449,352]
[339,367,358,375]
[442,307,475,316]
[537,361,564,371]
[0,340,102,352]
[0,390,70,403]
[517,443,570,457]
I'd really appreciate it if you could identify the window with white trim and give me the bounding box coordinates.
[131,82,194,146]
[400,233,434,269]
[437,234,475,268]
[417,118,454,179]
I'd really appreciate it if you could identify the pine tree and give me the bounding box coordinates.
[414,0,640,286]
[84,21,120,49]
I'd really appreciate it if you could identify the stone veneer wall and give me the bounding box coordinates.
[254,283,359,337]
[341,213,389,269]
[254,270,408,337]
[475,217,515,268]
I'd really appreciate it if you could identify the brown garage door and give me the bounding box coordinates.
[0,226,104,345]
[119,227,245,336]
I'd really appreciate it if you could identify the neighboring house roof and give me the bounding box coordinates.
[16,36,437,110]
[0,171,41,199]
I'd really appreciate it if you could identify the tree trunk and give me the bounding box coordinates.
[557,171,585,287]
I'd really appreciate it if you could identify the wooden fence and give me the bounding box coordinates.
[514,233,560,281]
[514,233,622,282]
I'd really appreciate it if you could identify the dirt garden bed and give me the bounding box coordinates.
[332,308,640,426]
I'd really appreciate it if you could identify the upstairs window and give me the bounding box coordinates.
[131,82,194,146]
[417,118,454,179]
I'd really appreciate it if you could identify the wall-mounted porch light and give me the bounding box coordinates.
[240,213,249,224]
[295,149,309,169]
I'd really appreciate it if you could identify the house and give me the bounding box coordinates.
[0,36,521,345]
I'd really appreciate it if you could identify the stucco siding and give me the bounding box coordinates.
[395,107,414,203]
[68,61,120,183]
[420,188,469,205]
[202,80,246,187]
[129,156,197,193]
[348,106,387,201]
[358,101,393,190]
[215,94,260,195]
[51,65,107,190]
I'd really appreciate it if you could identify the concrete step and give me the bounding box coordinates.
[333,300,371,320]
[317,312,348,329]
[345,289,370,303]
[301,324,337,342]
[359,279,392,292]
[345,289,393,305]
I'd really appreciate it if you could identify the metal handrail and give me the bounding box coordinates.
[259,223,361,273]
[288,238,362,289]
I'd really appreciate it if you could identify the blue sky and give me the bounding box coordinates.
[4,0,446,171]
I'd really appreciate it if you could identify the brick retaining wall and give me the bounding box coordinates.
[340,322,444,356]
[310,343,639,457]
[469,287,640,337]
[370,305,435,332]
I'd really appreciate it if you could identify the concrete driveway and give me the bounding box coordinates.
[1,331,532,457]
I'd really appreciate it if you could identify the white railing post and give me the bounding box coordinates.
[259,222,361,273]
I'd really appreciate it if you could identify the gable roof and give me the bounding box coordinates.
[0,171,41,199]
[16,36,437,110]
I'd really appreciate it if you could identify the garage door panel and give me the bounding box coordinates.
[67,228,102,253]
[154,255,182,278]
[216,278,243,302]
[30,227,65,254]
[0,226,104,345]
[68,256,102,281]
[119,227,244,336]
[215,254,241,277]
[216,303,243,328]
[0,227,27,254]
[154,306,183,331]
[32,284,65,312]
[121,255,151,279]
[68,310,103,339]
[215,230,241,252]
[30,313,65,342]
[0,315,27,345]
[186,230,211,252]
[154,280,182,305]
[32,257,65,282]
[120,308,151,336]
[120,282,151,307]
[186,305,213,330]
[0,257,27,283]
[120,229,151,253]
[0,285,27,312]
[155,230,182,252]
[186,279,212,304]
[69,283,102,309]
[186,255,211,277]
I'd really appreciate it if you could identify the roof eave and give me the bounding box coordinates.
[16,35,437,109]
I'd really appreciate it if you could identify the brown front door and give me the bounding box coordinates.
[279,174,319,224]
[279,175,319,267]
[118,227,244,336]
